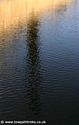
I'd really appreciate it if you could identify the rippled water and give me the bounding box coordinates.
[0,0,79,124]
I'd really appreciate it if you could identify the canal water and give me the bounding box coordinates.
[0,0,79,124]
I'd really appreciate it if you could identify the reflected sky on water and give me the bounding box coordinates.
[0,0,72,30]
[0,0,79,124]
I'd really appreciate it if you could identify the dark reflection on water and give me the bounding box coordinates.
[0,0,79,124]
[27,15,41,115]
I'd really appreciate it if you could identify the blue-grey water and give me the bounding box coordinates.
[0,0,79,124]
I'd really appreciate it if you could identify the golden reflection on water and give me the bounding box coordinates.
[0,0,72,30]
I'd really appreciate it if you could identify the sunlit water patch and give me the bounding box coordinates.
[0,0,72,30]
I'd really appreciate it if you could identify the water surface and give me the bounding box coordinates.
[0,0,79,124]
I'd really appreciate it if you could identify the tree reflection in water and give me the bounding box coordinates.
[27,14,41,115]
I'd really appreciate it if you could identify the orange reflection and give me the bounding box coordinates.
[0,0,72,30]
